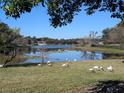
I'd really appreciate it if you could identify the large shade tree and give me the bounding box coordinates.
[0,0,124,27]
[102,21,124,48]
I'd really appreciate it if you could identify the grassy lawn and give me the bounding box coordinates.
[75,46,124,54]
[0,61,124,93]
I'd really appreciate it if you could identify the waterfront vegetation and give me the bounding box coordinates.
[75,46,124,54]
[0,55,27,64]
[0,60,124,93]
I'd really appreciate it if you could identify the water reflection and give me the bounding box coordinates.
[102,53,124,59]
[18,45,124,63]
[24,49,103,63]
[81,51,102,60]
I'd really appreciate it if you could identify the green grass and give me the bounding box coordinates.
[75,46,124,54]
[0,61,124,93]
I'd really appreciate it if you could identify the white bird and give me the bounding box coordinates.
[61,63,69,67]
[93,66,102,71]
[58,49,62,52]
[107,65,113,72]
[47,61,52,66]
[93,66,99,69]
[37,64,41,66]
[100,66,104,71]
[47,61,51,63]
[0,64,3,68]
[89,68,93,71]
[48,63,52,66]
[89,68,95,73]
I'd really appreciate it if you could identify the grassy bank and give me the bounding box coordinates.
[0,61,124,93]
[75,46,124,54]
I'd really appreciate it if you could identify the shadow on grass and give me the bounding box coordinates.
[5,63,47,67]
[87,80,124,93]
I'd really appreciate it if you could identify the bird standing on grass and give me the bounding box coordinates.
[89,68,95,73]
[47,61,52,66]
[61,63,69,67]
[93,66,100,71]
[0,64,3,68]
[37,64,42,66]
[89,66,104,72]
[107,65,113,72]
[100,66,104,71]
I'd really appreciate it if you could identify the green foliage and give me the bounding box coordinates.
[119,35,124,49]
[76,46,124,54]
[0,0,124,27]
[102,21,124,45]
[0,22,21,67]
[102,28,111,43]
[0,22,20,53]
[36,37,78,44]
[1,0,44,18]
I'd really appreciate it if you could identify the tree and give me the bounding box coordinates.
[0,0,124,28]
[0,22,20,67]
[102,28,111,44]
[102,21,124,49]
[102,28,121,44]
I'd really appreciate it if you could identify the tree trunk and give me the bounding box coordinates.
[3,50,16,67]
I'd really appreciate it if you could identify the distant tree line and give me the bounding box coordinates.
[36,37,80,45]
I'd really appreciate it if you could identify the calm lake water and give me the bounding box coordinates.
[24,45,103,63]
[24,50,103,63]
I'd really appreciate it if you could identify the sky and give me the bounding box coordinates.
[0,6,121,39]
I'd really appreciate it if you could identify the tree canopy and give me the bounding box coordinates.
[0,0,124,27]
[102,21,124,44]
[0,22,20,51]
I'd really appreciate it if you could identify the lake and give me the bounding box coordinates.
[22,45,124,63]
[23,45,103,63]
[24,50,103,63]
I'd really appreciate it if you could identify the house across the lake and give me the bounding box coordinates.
[37,41,47,45]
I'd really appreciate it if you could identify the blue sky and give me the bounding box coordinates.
[0,6,121,39]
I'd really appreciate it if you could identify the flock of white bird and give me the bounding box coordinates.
[37,58,77,67]
[37,60,114,73]
[0,58,115,72]
[38,58,77,67]
[89,65,113,72]
[37,58,114,72]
